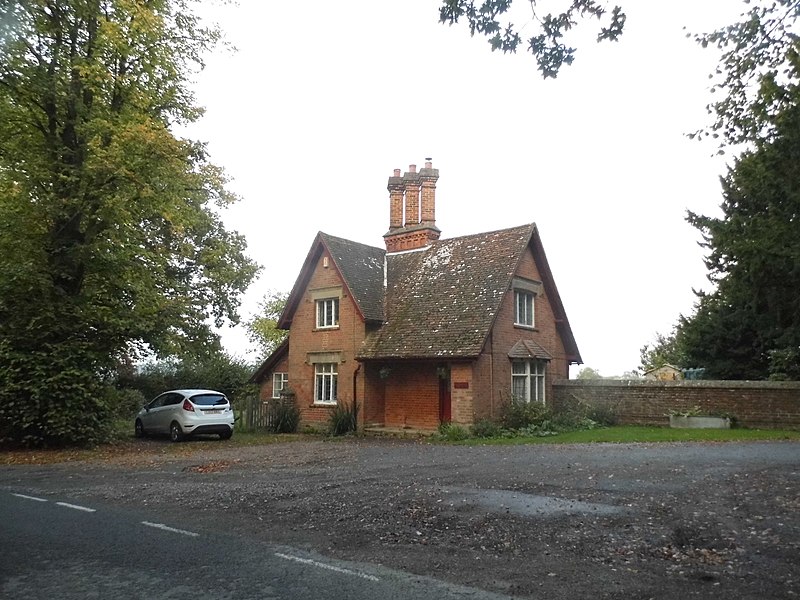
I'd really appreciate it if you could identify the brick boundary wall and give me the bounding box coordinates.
[551,379,800,430]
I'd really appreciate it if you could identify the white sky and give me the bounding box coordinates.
[186,0,746,377]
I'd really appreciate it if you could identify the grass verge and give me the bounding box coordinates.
[447,426,800,445]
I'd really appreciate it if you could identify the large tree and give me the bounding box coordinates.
[691,0,800,148]
[681,98,800,379]
[438,0,625,78]
[0,0,258,446]
[246,290,288,360]
[640,2,800,380]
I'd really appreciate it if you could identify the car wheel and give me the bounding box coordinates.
[169,422,184,443]
[134,419,145,438]
[219,429,232,441]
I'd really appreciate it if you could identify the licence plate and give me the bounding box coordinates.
[205,409,222,414]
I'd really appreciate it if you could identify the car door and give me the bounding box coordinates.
[154,392,184,433]
[141,393,171,434]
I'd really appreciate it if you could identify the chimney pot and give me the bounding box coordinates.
[408,164,416,173]
[393,168,401,177]
[424,158,432,169]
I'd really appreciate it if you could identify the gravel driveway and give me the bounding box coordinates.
[2,437,799,599]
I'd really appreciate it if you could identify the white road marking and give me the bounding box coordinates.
[141,521,200,537]
[275,552,380,582]
[55,502,96,513]
[12,493,47,502]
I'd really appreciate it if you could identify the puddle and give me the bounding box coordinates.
[445,488,630,517]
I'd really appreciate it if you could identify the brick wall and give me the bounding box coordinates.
[552,379,800,429]
[383,362,440,429]
[286,249,367,428]
[450,362,473,425]
[471,246,570,421]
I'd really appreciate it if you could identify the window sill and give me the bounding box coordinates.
[313,326,340,332]
[513,324,538,331]
[312,402,337,407]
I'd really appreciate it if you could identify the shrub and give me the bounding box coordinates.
[269,398,300,433]
[437,422,469,441]
[470,419,503,438]
[0,340,114,447]
[107,387,147,420]
[500,396,552,430]
[584,402,619,426]
[329,401,358,436]
[554,395,619,428]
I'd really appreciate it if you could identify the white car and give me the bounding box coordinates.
[135,389,234,442]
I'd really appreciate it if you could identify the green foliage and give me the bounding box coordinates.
[676,98,800,380]
[269,397,300,434]
[768,347,800,381]
[576,367,603,380]
[691,0,800,147]
[115,352,256,405]
[246,290,289,359]
[639,328,688,373]
[470,419,504,438]
[438,0,626,78]
[499,396,552,430]
[437,422,470,441]
[0,339,112,447]
[328,401,359,436]
[106,387,147,421]
[0,0,259,445]
[582,402,619,427]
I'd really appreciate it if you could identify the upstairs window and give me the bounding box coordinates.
[316,297,339,329]
[272,373,288,399]
[515,290,535,327]
[315,363,338,404]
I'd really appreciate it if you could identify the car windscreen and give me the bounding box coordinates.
[189,394,228,406]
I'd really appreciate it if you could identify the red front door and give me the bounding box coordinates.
[439,377,451,423]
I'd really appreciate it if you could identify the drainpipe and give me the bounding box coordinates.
[353,364,361,427]
[489,330,495,418]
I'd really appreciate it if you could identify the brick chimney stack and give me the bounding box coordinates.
[387,169,403,230]
[384,159,441,253]
[402,164,420,226]
[419,158,438,226]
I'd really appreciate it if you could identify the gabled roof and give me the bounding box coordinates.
[271,223,581,366]
[278,232,386,328]
[358,223,581,363]
[249,338,289,384]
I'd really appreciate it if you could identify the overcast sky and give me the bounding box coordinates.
[186,0,746,376]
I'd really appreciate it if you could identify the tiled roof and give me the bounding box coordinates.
[359,224,536,359]
[508,339,553,360]
[320,233,385,323]
[274,223,582,367]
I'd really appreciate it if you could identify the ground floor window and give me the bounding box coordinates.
[315,363,338,404]
[511,359,546,403]
[272,372,288,398]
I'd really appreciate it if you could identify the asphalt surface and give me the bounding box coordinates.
[1,488,509,599]
[1,437,799,599]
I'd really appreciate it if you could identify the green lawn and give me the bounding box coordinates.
[453,426,800,445]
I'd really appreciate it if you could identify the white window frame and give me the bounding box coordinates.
[272,373,288,399]
[514,290,535,327]
[511,359,546,403]
[314,363,338,405]
[316,297,339,329]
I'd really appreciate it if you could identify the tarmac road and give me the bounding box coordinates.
[1,437,799,599]
[0,488,510,599]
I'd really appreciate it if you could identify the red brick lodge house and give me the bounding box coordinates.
[250,160,582,431]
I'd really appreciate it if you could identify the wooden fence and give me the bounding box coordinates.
[236,397,274,432]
